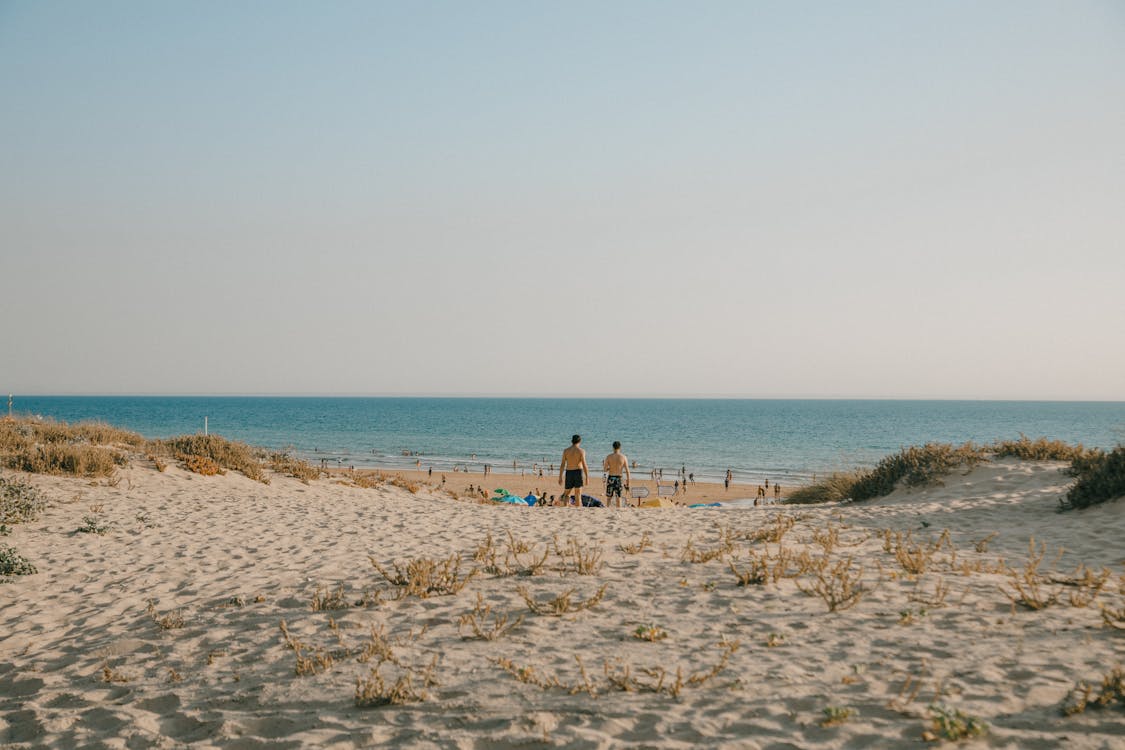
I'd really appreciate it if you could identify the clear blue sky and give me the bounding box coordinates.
[2,1,1123,398]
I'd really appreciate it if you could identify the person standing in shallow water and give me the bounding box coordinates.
[558,435,588,508]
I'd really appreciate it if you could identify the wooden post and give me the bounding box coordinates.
[204,416,208,436]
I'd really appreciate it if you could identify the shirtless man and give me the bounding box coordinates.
[602,441,631,508]
[558,434,588,507]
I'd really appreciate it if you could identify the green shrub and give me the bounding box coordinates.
[0,477,46,525]
[1060,446,1125,511]
[0,544,36,576]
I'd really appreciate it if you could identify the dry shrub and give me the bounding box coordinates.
[181,454,224,476]
[151,434,266,483]
[0,418,138,477]
[349,471,386,489]
[1048,564,1112,608]
[355,665,429,707]
[1103,605,1125,631]
[268,452,321,483]
[1004,539,1060,610]
[619,532,653,554]
[602,639,740,698]
[518,583,608,616]
[796,557,866,612]
[370,553,478,598]
[974,532,999,553]
[147,600,186,630]
[730,557,770,586]
[458,592,524,640]
[1061,667,1125,715]
[785,471,867,504]
[554,535,604,575]
[311,583,349,611]
[908,577,950,608]
[748,515,796,544]
[991,436,1091,462]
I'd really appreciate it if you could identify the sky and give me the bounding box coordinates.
[2,1,1123,399]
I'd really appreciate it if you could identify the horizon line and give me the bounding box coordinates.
[8,392,1125,403]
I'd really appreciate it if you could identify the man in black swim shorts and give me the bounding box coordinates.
[558,434,588,507]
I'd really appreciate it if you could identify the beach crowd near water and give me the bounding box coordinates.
[326,434,787,509]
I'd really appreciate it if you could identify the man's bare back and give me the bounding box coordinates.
[561,445,586,471]
[558,435,588,507]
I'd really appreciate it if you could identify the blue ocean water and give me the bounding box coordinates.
[11,397,1125,485]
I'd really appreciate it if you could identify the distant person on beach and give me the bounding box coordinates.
[558,435,588,508]
[724,469,732,491]
[757,485,766,500]
[774,483,781,500]
[428,467,432,478]
[689,472,694,484]
[602,441,631,508]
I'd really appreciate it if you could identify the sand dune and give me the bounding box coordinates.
[2,458,1122,748]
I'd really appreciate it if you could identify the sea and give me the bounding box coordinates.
[10,397,1125,486]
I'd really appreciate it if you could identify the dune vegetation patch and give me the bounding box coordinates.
[785,438,1105,505]
[1059,445,1125,511]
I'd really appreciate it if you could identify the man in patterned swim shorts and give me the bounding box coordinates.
[602,441,631,508]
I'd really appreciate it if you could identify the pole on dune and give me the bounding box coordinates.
[7,393,11,419]
[204,416,208,436]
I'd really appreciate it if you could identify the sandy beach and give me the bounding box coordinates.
[352,467,776,507]
[2,457,1123,748]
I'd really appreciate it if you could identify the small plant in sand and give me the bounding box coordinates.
[908,577,950,609]
[553,535,604,575]
[922,704,987,742]
[496,657,563,690]
[765,633,786,647]
[796,557,866,612]
[1048,563,1112,608]
[76,515,109,535]
[0,544,36,577]
[293,643,336,676]
[748,515,796,544]
[370,553,478,598]
[894,537,934,576]
[355,664,430,707]
[1004,539,1061,610]
[518,583,608,616]
[820,706,857,727]
[730,557,770,586]
[974,531,999,553]
[147,600,186,630]
[602,638,741,698]
[0,477,46,525]
[898,608,927,625]
[311,583,349,611]
[633,623,668,642]
[458,592,524,641]
[680,533,732,564]
[100,662,129,683]
[1102,604,1125,631]
[147,453,167,472]
[619,532,653,554]
[1060,667,1124,715]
